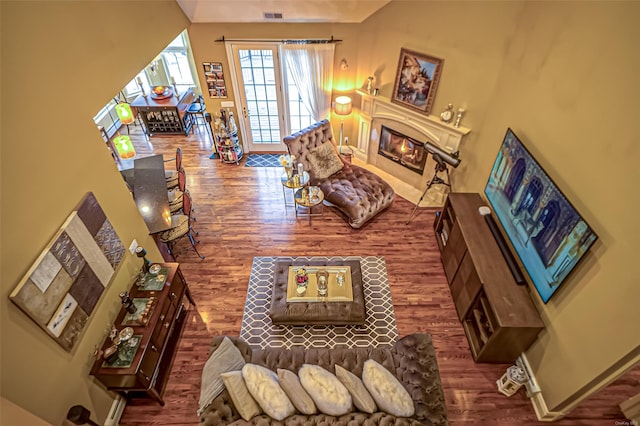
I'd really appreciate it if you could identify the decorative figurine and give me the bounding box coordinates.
[135,246,151,274]
[440,104,454,123]
[295,267,309,287]
[367,76,374,95]
[119,292,137,314]
[454,108,466,128]
[336,272,345,287]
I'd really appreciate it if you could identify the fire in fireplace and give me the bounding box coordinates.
[378,125,427,174]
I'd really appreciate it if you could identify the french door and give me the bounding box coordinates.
[227,43,287,152]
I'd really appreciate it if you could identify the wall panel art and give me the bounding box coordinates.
[10,192,125,352]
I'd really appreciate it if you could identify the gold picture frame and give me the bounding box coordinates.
[391,48,444,115]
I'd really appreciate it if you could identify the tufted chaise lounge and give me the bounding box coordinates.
[199,333,449,425]
[283,120,395,228]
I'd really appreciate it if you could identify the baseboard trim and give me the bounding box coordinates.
[518,353,566,422]
[104,395,126,426]
[530,391,566,422]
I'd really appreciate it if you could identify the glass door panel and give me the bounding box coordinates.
[230,45,286,152]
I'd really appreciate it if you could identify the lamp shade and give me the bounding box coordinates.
[113,134,136,159]
[334,96,352,116]
[115,103,135,125]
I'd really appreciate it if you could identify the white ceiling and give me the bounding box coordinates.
[176,0,392,23]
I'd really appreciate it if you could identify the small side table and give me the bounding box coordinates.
[338,145,354,164]
[294,186,324,224]
[281,171,310,207]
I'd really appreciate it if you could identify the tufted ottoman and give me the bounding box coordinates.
[284,120,395,228]
[199,333,449,425]
[269,259,366,325]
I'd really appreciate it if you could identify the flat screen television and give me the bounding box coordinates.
[484,128,598,303]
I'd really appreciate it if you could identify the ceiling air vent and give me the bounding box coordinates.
[263,12,284,20]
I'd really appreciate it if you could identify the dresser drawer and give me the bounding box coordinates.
[152,298,176,348]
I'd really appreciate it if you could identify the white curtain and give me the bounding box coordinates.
[280,43,335,122]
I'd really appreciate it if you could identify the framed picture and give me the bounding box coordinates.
[202,62,228,99]
[9,193,125,352]
[391,48,443,115]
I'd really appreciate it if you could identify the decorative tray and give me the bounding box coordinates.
[102,334,143,368]
[121,297,157,326]
[136,268,169,291]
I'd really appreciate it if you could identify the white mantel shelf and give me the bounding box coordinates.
[355,89,471,141]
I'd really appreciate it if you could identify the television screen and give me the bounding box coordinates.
[484,129,598,303]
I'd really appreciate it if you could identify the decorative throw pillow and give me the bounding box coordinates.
[277,368,317,415]
[308,142,344,179]
[221,371,262,421]
[298,364,352,416]
[334,365,377,414]
[362,359,415,417]
[242,364,295,421]
[197,337,246,416]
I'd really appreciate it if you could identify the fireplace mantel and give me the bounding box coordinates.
[354,89,471,196]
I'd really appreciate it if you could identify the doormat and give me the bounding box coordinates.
[240,256,398,349]
[244,154,282,168]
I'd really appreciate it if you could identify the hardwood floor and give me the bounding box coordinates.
[114,124,636,425]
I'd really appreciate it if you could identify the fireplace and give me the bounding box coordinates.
[378,125,427,174]
[354,89,470,199]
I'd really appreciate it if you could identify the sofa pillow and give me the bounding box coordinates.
[221,371,262,421]
[277,368,317,415]
[334,365,377,414]
[197,337,246,416]
[362,359,415,417]
[298,364,352,416]
[308,142,344,179]
[242,364,295,421]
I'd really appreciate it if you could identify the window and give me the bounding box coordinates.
[286,66,313,134]
[122,31,196,99]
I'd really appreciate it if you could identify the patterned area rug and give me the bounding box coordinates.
[244,154,282,167]
[240,256,398,349]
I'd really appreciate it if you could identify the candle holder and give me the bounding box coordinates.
[454,108,465,128]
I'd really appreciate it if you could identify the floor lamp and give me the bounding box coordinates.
[334,96,352,154]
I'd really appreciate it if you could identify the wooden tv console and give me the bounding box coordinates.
[434,193,544,363]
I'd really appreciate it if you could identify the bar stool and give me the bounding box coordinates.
[187,96,207,133]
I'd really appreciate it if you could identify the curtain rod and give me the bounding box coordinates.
[215,35,342,44]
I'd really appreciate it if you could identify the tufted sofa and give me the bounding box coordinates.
[199,333,449,426]
[283,120,395,228]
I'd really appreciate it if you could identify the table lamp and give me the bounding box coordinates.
[334,96,352,153]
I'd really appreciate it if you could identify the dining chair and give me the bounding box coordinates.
[157,191,204,259]
[165,147,183,189]
[168,168,186,213]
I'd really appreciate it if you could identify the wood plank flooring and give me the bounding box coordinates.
[113,124,637,425]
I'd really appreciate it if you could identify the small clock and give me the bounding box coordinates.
[440,104,454,123]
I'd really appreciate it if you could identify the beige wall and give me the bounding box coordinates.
[2,0,639,422]
[0,1,189,424]
[358,0,640,414]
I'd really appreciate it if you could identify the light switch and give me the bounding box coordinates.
[129,239,138,255]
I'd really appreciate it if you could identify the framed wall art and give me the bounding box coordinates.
[391,48,443,115]
[202,62,228,98]
[9,192,125,352]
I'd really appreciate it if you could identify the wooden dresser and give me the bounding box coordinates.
[90,263,193,404]
[434,193,544,363]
